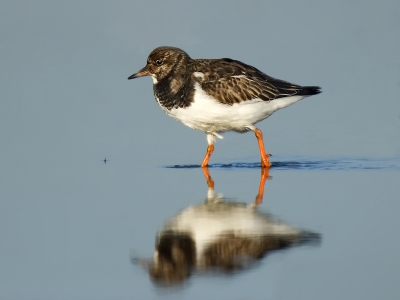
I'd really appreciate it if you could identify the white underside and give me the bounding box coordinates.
[157,82,306,137]
[160,202,301,263]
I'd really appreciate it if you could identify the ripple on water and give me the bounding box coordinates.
[164,157,400,171]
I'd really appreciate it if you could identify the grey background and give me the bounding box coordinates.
[1,0,399,299]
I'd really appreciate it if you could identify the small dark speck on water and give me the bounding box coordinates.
[103,158,107,164]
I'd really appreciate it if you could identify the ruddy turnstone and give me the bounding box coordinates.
[128,46,321,167]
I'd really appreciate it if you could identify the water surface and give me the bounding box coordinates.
[1,157,399,299]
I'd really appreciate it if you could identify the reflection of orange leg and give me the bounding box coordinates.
[254,167,270,206]
[201,144,214,168]
[202,167,214,188]
[202,167,215,199]
[254,128,272,168]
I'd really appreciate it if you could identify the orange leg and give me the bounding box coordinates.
[254,167,270,206]
[200,144,214,168]
[254,128,272,168]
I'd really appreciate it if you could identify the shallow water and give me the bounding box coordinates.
[166,157,400,170]
[1,156,399,299]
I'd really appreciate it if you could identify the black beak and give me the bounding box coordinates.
[128,65,150,80]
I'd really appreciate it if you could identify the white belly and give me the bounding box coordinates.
[157,82,305,133]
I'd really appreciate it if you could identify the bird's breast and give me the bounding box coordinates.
[153,75,195,110]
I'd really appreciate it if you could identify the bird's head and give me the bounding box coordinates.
[128,46,191,84]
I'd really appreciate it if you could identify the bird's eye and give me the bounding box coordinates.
[156,60,162,65]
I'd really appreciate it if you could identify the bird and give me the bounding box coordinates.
[128,46,321,167]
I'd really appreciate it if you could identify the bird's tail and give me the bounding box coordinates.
[298,86,321,96]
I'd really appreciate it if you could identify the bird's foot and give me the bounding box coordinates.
[261,154,272,168]
[261,161,272,168]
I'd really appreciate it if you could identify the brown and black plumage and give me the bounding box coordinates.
[129,46,321,167]
[193,57,320,105]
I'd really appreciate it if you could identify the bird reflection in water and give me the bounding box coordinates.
[138,167,320,286]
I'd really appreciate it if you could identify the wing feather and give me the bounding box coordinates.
[192,58,319,105]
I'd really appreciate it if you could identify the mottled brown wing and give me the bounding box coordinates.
[193,58,304,105]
